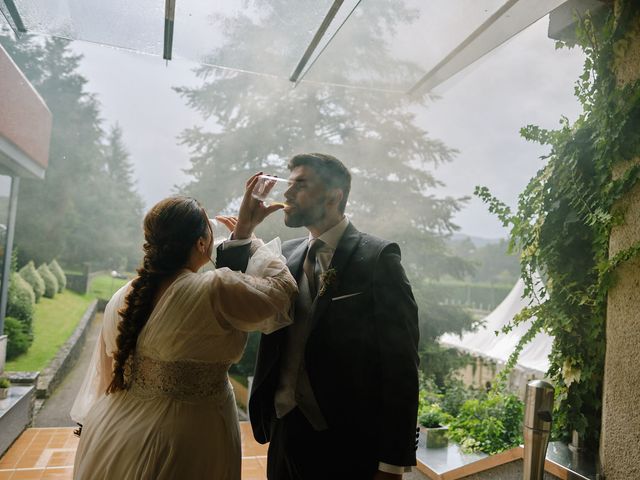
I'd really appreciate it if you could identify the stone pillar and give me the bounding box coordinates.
[600,5,640,479]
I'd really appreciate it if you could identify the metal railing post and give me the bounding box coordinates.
[523,379,554,480]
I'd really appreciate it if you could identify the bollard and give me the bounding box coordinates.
[523,380,554,480]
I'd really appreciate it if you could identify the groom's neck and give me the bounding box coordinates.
[307,213,344,238]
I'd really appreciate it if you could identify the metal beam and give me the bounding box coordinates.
[289,0,344,83]
[1,0,27,34]
[163,0,176,60]
[407,0,568,96]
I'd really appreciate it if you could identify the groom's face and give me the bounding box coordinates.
[283,166,329,228]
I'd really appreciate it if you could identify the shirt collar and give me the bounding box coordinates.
[309,216,349,251]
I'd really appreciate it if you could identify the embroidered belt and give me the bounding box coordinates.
[129,355,232,403]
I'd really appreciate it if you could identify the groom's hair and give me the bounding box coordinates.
[288,153,351,213]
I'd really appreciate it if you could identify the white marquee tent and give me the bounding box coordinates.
[439,276,553,375]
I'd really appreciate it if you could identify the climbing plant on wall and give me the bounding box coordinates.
[475,2,640,448]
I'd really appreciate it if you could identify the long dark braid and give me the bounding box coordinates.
[107,196,212,394]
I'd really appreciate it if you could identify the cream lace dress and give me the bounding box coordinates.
[70,239,296,480]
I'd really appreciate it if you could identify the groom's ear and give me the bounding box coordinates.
[328,189,343,208]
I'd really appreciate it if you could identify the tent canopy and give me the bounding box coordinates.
[439,276,552,374]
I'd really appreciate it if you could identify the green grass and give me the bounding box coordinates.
[5,290,94,372]
[88,274,130,300]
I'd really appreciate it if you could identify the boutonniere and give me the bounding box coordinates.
[318,268,338,297]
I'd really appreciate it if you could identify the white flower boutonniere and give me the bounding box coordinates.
[318,268,338,297]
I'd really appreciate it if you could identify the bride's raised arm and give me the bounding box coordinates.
[210,238,297,334]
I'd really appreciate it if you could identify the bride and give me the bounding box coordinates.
[70,173,297,480]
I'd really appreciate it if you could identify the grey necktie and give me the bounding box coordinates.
[303,238,323,297]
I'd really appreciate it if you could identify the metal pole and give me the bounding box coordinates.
[0,176,20,334]
[523,379,554,480]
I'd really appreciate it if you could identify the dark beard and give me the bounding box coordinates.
[284,203,326,228]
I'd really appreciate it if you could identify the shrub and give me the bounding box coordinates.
[440,379,486,418]
[4,316,31,360]
[48,259,66,292]
[0,377,10,388]
[448,392,524,455]
[419,404,452,428]
[19,261,45,302]
[37,263,58,299]
[6,272,35,342]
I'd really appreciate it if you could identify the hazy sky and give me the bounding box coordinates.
[72,9,585,240]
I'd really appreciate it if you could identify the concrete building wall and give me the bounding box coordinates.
[600,4,640,479]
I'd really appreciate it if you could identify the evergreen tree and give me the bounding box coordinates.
[101,124,144,269]
[0,33,144,270]
[175,1,476,383]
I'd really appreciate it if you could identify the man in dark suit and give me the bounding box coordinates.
[220,153,419,480]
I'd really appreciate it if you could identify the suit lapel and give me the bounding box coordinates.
[310,223,361,327]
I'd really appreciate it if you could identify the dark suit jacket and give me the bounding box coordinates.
[217,223,420,468]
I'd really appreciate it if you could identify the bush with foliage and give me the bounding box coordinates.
[37,263,59,298]
[48,259,66,292]
[0,377,10,388]
[19,261,45,302]
[419,403,452,428]
[4,316,31,360]
[448,392,524,455]
[6,272,35,344]
[440,378,487,418]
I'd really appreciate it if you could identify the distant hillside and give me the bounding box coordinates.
[447,233,520,285]
[449,232,508,248]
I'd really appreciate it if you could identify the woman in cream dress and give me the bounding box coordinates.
[71,174,296,480]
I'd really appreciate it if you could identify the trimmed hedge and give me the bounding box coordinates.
[48,259,66,292]
[37,263,58,299]
[4,316,30,360]
[7,272,35,333]
[19,261,45,302]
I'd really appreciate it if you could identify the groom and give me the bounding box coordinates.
[220,154,419,479]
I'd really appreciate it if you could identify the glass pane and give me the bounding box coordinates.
[9,0,334,75]
[300,0,567,92]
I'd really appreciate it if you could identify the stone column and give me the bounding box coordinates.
[600,4,640,479]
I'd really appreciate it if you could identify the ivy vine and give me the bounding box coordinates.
[475,1,640,448]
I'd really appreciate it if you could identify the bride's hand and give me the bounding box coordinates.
[233,172,284,240]
[215,215,238,233]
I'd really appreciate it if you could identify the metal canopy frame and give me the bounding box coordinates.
[289,0,572,95]
[1,0,27,35]
[163,0,176,60]
[407,0,569,95]
[289,0,345,83]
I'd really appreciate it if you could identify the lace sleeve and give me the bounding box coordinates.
[211,238,297,334]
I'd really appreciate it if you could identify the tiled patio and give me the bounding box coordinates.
[0,422,268,480]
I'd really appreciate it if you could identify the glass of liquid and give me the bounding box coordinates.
[251,175,291,207]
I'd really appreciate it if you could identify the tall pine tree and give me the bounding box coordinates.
[0,33,143,270]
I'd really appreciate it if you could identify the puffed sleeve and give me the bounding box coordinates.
[70,282,129,424]
[211,238,297,334]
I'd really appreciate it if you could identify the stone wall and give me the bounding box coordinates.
[600,4,640,479]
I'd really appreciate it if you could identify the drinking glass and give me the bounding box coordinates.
[251,175,291,207]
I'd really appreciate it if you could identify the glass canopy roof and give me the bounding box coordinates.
[1,0,569,94]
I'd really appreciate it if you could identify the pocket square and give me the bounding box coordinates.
[331,292,362,301]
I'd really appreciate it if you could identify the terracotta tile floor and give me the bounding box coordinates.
[0,422,268,479]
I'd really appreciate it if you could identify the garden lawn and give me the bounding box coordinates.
[88,274,129,300]
[5,290,94,372]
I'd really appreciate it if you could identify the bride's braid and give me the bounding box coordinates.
[107,196,212,394]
